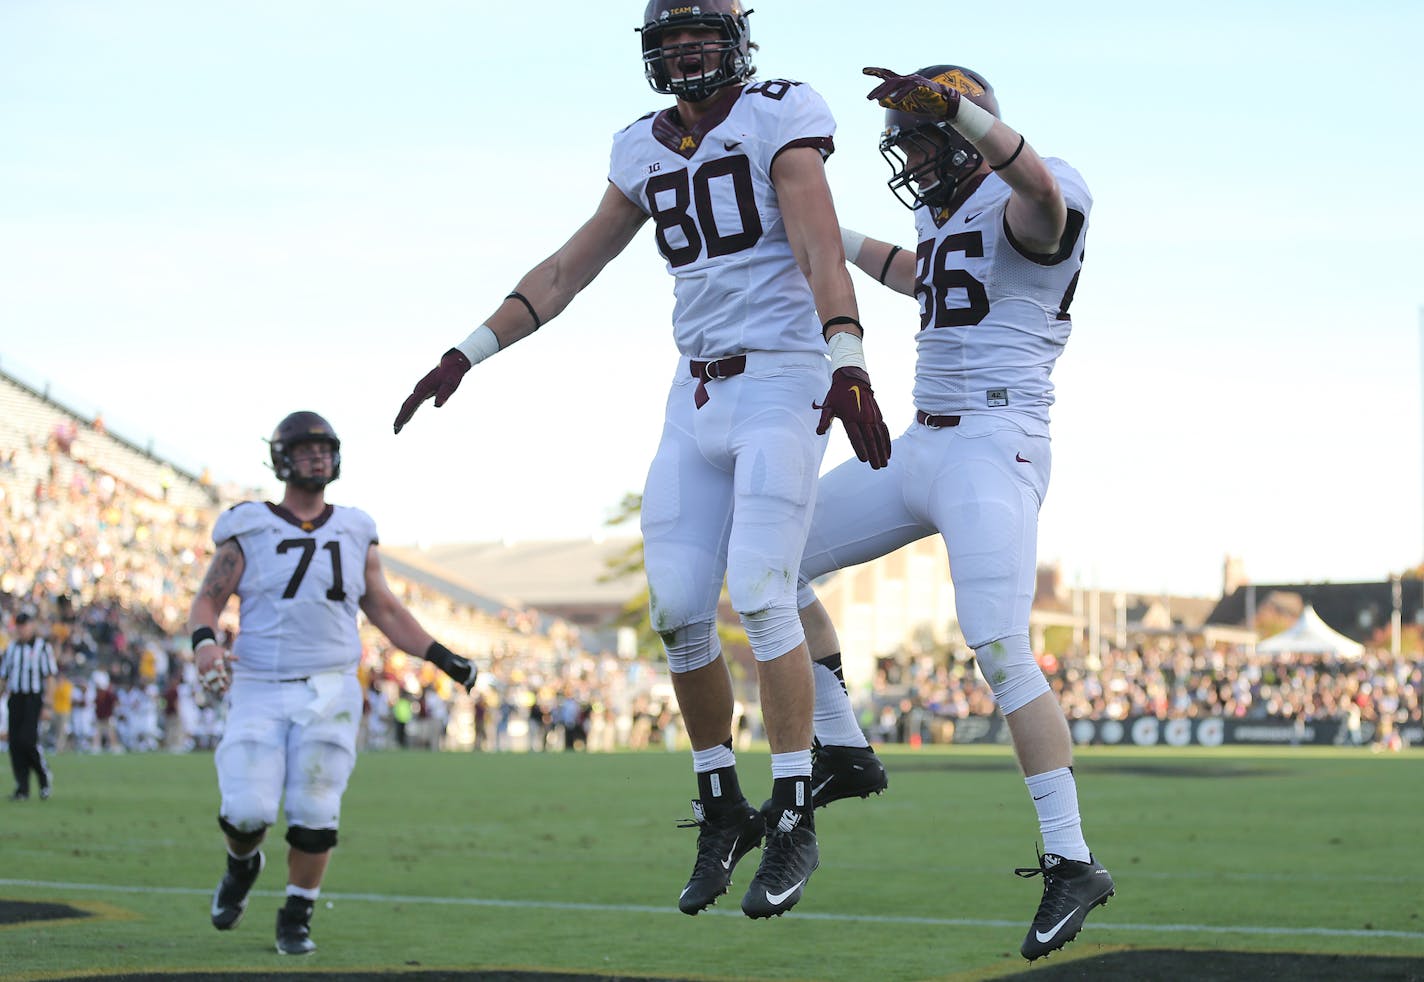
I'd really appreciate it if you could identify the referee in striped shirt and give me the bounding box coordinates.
[2,606,57,802]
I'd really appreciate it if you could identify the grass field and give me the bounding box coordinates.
[1,745,1421,981]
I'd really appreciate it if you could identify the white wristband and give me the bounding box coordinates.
[950,98,996,143]
[194,638,217,652]
[455,324,501,366]
[827,330,868,373]
[841,227,866,265]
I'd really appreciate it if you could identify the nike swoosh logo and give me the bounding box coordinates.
[964,211,983,223]
[724,140,742,151]
[812,776,833,797]
[720,835,741,870]
[1016,453,1031,463]
[1035,906,1080,943]
[765,879,806,906]
[1031,792,1053,801]
[849,385,862,413]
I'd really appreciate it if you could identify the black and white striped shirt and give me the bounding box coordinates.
[1,637,58,695]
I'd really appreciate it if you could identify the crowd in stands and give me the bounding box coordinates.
[1,379,1419,757]
[871,642,1421,749]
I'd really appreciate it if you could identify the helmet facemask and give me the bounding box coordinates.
[639,2,753,103]
[879,121,984,212]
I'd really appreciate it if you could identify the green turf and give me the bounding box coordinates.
[1,745,1420,981]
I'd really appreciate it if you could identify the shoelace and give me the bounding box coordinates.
[677,816,744,877]
[756,828,808,881]
[1014,850,1075,923]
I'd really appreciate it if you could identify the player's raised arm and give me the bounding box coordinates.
[864,66,1065,254]
[393,185,649,433]
[357,544,477,692]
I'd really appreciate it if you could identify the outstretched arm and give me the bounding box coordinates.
[394,185,649,433]
[358,545,477,692]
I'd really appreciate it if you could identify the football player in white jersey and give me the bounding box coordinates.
[796,66,1115,960]
[189,411,477,956]
[393,0,891,920]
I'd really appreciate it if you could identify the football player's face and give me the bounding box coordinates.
[289,441,333,481]
[658,26,722,84]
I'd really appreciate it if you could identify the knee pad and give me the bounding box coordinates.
[661,619,721,674]
[973,634,1050,715]
[285,824,338,854]
[218,815,267,849]
[741,605,805,662]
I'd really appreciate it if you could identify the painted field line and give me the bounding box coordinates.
[2,878,1421,943]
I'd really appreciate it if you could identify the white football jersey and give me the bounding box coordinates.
[609,80,836,360]
[910,158,1091,437]
[212,501,376,680]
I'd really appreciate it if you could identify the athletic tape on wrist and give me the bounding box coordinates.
[951,98,996,142]
[455,324,501,366]
[827,331,868,373]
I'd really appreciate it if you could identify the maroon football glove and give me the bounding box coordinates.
[815,367,892,470]
[864,66,961,120]
[393,348,472,434]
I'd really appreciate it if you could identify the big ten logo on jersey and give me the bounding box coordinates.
[274,536,347,601]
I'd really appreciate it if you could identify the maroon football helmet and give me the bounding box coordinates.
[638,0,754,103]
[269,411,341,490]
[879,65,999,211]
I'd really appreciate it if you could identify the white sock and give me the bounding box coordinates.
[286,884,320,902]
[1025,767,1090,862]
[691,743,736,773]
[813,659,868,747]
[770,749,812,779]
[227,846,260,862]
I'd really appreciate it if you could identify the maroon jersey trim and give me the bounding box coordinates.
[264,501,335,531]
[769,136,834,174]
[1004,207,1086,266]
[651,86,745,159]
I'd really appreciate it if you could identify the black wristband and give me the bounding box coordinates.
[877,245,902,285]
[822,315,862,339]
[990,134,1026,171]
[191,626,217,650]
[505,291,543,330]
[424,641,454,668]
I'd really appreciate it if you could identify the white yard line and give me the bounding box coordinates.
[3,878,1421,943]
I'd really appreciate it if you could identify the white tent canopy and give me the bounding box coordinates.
[1256,604,1365,658]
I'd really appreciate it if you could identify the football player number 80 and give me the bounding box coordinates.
[646,156,764,268]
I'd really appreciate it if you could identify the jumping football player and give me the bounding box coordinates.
[797,65,1115,960]
[393,0,892,920]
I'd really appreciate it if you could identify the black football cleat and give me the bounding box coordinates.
[210,851,264,931]
[677,798,764,915]
[760,741,889,816]
[810,740,888,807]
[275,897,317,955]
[741,808,819,918]
[1015,849,1115,960]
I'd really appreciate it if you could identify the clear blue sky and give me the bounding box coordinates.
[2,0,1421,598]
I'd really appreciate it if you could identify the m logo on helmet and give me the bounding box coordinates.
[932,69,987,98]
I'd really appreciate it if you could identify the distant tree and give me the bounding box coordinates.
[600,493,748,660]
